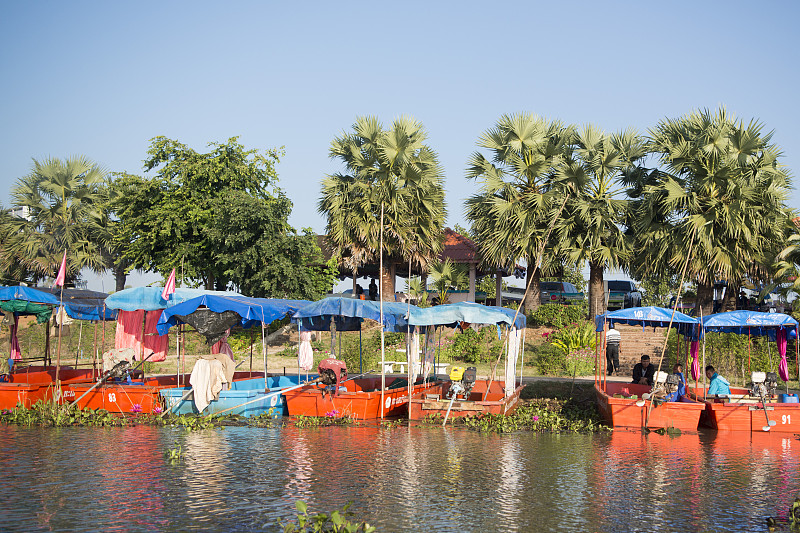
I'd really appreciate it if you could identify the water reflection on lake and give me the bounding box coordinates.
[0,424,798,532]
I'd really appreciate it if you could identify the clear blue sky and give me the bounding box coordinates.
[2,1,798,290]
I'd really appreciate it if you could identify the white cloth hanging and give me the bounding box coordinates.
[298,329,314,371]
[408,328,420,384]
[505,327,521,398]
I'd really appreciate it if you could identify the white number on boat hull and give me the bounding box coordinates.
[108,393,116,403]
[782,414,791,425]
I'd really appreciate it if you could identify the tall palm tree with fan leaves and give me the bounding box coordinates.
[556,126,647,318]
[465,113,575,313]
[319,116,446,299]
[629,108,791,315]
[3,156,108,285]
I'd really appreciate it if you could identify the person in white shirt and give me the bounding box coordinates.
[606,325,621,375]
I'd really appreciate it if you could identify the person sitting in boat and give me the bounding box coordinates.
[705,365,731,396]
[632,355,655,386]
[665,363,687,402]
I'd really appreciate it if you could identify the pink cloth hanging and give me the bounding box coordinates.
[115,310,144,355]
[143,310,168,362]
[211,329,234,361]
[690,340,700,381]
[778,327,789,382]
[10,315,22,361]
[298,329,313,371]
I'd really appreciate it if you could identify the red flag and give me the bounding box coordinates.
[55,250,67,287]
[161,268,176,300]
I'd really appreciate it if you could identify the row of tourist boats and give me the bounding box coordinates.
[594,306,800,433]
[0,287,527,422]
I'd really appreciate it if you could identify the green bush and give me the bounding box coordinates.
[564,348,595,376]
[532,343,565,375]
[529,303,588,328]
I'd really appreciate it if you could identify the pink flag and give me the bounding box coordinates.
[55,250,67,287]
[161,269,176,300]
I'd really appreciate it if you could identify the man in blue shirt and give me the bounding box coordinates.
[665,363,687,402]
[705,365,731,396]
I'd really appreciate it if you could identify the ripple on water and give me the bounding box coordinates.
[0,425,798,532]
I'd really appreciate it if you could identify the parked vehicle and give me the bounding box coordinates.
[604,280,642,310]
[540,281,584,305]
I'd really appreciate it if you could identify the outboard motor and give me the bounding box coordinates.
[665,373,680,397]
[751,371,778,399]
[446,366,477,400]
[104,360,132,382]
[318,358,347,397]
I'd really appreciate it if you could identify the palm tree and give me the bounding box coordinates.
[637,108,791,315]
[319,116,447,300]
[429,258,468,304]
[556,126,647,318]
[5,156,108,284]
[465,113,575,313]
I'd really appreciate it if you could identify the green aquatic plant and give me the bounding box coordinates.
[293,414,355,428]
[277,501,375,533]
[164,443,184,464]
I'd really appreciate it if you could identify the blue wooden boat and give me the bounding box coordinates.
[160,374,317,418]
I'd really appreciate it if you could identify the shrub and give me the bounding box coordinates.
[532,343,565,375]
[530,303,588,328]
[564,348,595,376]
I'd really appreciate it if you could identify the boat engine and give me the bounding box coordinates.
[102,360,132,382]
[446,366,476,400]
[318,358,347,397]
[647,371,671,402]
[751,371,778,399]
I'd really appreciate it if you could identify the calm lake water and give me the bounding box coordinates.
[0,424,797,532]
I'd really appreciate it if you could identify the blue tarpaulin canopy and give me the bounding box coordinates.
[156,294,311,335]
[36,287,117,321]
[595,306,699,336]
[291,297,415,332]
[0,286,61,305]
[408,301,525,329]
[105,287,241,312]
[702,310,798,339]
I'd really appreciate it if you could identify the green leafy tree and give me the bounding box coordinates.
[319,116,447,300]
[115,136,285,289]
[4,156,108,285]
[429,258,469,304]
[556,126,647,318]
[634,108,791,315]
[206,190,336,298]
[465,113,575,313]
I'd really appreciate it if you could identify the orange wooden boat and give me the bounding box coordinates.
[62,371,264,414]
[283,376,442,419]
[595,381,705,431]
[0,367,96,409]
[689,385,800,433]
[407,379,524,420]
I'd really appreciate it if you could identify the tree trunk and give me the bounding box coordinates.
[696,279,714,317]
[114,264,127,293]
[523,265,541,314]
[588,261,604,319]
[205,274,215,291]
[495,270,503,306]
[722,282,738,312]
[380,258,395,301]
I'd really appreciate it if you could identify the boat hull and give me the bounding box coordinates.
[595,382,705,431]
[0,367,96,409]
[690,386,800,432]
[160,375,317,418]
[284,376,442,419]
[407,379,524,420]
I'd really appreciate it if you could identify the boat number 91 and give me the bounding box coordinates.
[108,393,117,403]
[782,414,792,425]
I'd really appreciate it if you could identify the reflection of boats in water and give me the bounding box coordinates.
[160,374,317,417]
[0,366,95,409]
[595,381,705,431]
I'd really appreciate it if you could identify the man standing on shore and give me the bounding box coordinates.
[606,325,621,375]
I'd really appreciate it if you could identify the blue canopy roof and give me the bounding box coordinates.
[291,297,415,332]
[595,306,699,335]
[0,286,61,305]
[35,287,117,321]
[409,301,525,328]
[702,310,799,338]
[105,287,241,312]
[156,294,311,335]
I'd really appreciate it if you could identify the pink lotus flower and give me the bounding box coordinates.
[130,404,142,413]
[533,415,539,422]
[325,409,340,418]
[153,406,163,414]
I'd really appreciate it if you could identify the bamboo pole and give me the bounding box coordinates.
[379,203,386,419]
